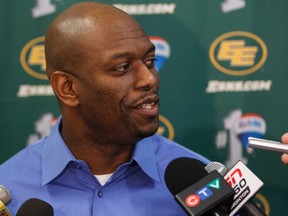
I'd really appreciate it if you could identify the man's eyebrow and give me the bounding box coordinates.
[144,44,156,56]
[111,51,131,59]
[111,44,156,60]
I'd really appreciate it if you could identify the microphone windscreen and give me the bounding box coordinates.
[205,161,228,176]
[16,198,54,216]
[164,157,207,195]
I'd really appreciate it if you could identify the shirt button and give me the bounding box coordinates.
[97,190,103,198]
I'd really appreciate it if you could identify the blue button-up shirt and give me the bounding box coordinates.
[0,118,209,215]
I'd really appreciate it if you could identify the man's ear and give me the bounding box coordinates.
[50,71,80,107]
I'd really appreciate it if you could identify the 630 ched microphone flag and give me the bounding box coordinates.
[224,161,264,216]
[206,161,266,216]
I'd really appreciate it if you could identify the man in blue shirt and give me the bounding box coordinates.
[0,2,209,215]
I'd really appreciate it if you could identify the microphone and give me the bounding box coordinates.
[165,157,235,216]
[0,185,12,216]
[16,198,54,216]
[205,161,267,216]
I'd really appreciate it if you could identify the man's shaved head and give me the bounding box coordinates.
[45,1,159,146]
[45,2,143,78]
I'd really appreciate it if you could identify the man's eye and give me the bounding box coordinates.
[115,63,130,72]
[145,58,156,68]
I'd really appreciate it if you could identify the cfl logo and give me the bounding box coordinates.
[225,168,247,195]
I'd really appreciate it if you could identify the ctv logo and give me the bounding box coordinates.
[185,178,220,207]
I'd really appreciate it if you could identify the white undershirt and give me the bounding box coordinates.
[94,173,113,186]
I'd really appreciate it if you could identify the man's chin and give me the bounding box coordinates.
[137,125,159,139]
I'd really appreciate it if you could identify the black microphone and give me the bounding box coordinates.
[165,157,207,196]
[205,161,267,216]
[0,185,12,215]
[16,198,54,216]
[165,157,235,216]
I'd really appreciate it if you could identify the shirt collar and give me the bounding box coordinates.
[42,116,160,185]
[131,137,160,182]
[42,116,76,185]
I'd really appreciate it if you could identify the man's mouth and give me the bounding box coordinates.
[138,102,157,110]
[133,96,159,117]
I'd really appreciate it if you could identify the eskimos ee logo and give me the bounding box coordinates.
[20,36,47,80]
[209,31,268,76]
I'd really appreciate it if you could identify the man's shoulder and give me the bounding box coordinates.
[148,134,210,164]
[0,139,47,215]
[0,139,45,174]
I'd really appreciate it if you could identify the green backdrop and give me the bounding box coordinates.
[1,0,288,215]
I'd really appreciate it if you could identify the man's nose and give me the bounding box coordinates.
[134,63,159,90]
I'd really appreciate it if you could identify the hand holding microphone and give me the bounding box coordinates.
[247,135,288,164]
[281,133,288,164]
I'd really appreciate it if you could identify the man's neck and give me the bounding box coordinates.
[60,115,137,175]
[69,141,134,175]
